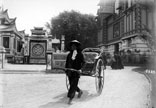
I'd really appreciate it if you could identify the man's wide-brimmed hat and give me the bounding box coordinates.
[70,40,81,46]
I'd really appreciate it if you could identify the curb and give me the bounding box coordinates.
[0,69,46,74]
[0,69,65,74]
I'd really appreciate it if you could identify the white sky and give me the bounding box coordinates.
[2,0,100,35]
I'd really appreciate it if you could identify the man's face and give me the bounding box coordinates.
[71,44,77,50]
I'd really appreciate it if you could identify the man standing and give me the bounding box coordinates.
[65,40,85,104]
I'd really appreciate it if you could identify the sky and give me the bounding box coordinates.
[1,0,100,35]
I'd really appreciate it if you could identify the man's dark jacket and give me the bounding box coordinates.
[65,51,85,78]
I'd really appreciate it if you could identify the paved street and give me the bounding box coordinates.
[0,64,152,108]
[133,67,156,108]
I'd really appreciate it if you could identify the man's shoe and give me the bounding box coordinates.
[78,90,83,98]
[68,98,72,105]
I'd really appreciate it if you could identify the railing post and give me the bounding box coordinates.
[2,52,3,69]
[51,52,54,70]
[0,48,6,69]
[46,51,53,71]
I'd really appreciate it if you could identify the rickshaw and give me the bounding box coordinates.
[53,48,106,95]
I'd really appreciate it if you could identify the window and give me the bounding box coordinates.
[108,25,113,41]
[17,40,20,52]
[125,1,128,10]
[130,13,132,31]
[141,9,147,28]
[3,37,9,48]
[126,15,130,32]
[114,22,120,38]
[147,11,153,30]
[0,19,5,25]
[120,19,124,36]
[132,10,136,30]
[124,16,127,33]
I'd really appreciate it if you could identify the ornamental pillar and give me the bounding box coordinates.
[47,35,52,51]
[61,35,65,52]
[0,34,2,47]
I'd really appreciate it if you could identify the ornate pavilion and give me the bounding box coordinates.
[0,9,25,63]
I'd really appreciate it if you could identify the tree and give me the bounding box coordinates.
[45,10,98,50]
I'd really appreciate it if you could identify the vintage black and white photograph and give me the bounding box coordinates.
[0,0,156,108]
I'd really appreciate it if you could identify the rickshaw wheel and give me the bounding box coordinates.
[66,75,70,90]
[95,58,105,95]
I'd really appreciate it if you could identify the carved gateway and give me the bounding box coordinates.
[29,40,47,64]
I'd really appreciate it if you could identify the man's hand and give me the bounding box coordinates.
[78,69,82,74]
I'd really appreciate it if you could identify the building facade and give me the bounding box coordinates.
[97,0,155,64]
[0,9,25,63]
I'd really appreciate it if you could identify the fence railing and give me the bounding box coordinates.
[46,52,68,71]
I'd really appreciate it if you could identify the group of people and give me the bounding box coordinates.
[65,40,124,104]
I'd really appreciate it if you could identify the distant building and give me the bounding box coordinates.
[0,9,25,63]
[97,0,155,54]
[97,0,155,63]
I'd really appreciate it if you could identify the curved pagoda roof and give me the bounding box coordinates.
[0,9,24,39]
[31,27,46,36]
[0,24,24,39]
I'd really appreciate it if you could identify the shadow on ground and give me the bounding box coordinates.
[39,90,99,108]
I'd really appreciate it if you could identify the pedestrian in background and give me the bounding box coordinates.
[65,40,85,104]
[101,52,107,69]
[111,52,124,69]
